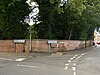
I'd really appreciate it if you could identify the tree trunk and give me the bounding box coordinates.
[68,28,73,40]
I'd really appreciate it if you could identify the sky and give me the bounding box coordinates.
[25,0,39,26]
[25,0,68,25]
[60,0,68,6]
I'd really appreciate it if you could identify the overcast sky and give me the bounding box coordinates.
[25,0,68,25]
[25,0,39,25]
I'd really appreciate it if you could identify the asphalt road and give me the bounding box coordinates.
[0,46,99,75]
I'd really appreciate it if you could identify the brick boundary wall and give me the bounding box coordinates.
[0,40,93,53]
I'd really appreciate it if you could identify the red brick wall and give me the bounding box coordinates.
[0,40,92,53]
[0,40,15,52]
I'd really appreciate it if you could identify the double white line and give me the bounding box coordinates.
[64,47,96,75]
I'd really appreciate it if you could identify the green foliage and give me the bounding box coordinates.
[34,0,60,39]
[80,0,100,40]
[34,0,100,40]
[0,0,100,40]
[0,0,30,39]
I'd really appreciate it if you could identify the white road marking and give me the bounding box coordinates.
[72,67,76,71]
[68,60,71,63]
[73,63,76,66]
[17,64,46,69]
[17,64,39,68]
[77,56,81,59]
[75,55,78,57]
[65,64,69,66]
[70,57,74,60]
[64,47,96,75]
[76,55,82,59]
[73,72,76,75]
[64,66,68,70]
[0,58,13,61]
[72,56,76,59]
[15,58,27,61]
[64,64,69,70]
[0,57,27,62]
[81,54,85,56]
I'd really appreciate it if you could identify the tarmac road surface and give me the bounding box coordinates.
[0,46,99,75]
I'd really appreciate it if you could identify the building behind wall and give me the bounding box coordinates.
[94,28,100,46]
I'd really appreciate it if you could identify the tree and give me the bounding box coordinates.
[0,0,30,39]
[34,0,87,40]
[79,0,100,40]
[53,0,87,40]
[0,0,100,40]
[34,0,60,39]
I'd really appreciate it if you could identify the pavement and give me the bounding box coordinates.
[0,46,95,62]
